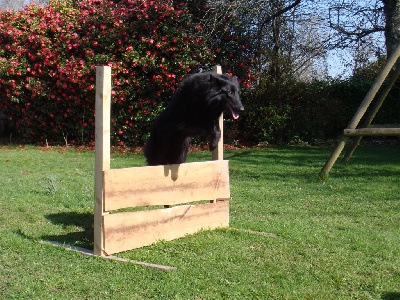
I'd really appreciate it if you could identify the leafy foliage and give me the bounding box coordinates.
[239,71,399,145]
[0,0,220,146]
[0,0,398,147]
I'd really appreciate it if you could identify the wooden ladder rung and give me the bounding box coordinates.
[343,128,400,136]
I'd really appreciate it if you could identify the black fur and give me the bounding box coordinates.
[144,72,244,166]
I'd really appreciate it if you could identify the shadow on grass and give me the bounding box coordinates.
[42,212,94,250]
[225,145,400,179]
[226,145,400,165]
[381,292,400,300]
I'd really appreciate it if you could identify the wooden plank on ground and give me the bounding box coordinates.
[103,200,229,255]
[40,240,177,271]
[104,160,230,211]
[343,128,400,136]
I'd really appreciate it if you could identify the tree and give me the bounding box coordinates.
[199,0,328,81]
[383,0,400,56]
[328,0,400,57]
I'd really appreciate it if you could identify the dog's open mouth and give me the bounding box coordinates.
[227,104,243,120]
[230,108,240,120]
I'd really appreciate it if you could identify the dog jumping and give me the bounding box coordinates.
[144,72,244,166]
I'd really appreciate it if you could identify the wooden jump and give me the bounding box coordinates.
[94,66,230,256]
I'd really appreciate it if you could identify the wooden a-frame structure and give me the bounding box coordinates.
[319,43,400,180]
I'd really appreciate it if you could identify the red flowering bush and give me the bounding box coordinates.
[0,0,226,146]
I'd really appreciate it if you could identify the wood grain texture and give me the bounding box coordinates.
[103,160,230,211]
[344,128,400,136]
[103,200,229,255]
[212,65,223,161]
[94,66,111,256]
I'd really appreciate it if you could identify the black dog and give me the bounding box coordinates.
[144,72,244,166]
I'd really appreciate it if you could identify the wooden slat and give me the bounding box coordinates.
[343,128,400,137]
[104,160,230,211]
[368,124,400,128]
[103,200,229,255]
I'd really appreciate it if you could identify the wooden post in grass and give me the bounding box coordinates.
[94,66,111,256]
[212,65,223,161]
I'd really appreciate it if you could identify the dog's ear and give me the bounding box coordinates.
[209,74,224,85]
[209,74,217,82]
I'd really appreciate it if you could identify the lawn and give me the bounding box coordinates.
[0,144,399,299]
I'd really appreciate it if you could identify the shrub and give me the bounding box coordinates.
[238,77,390,146]
[0,0,220,146]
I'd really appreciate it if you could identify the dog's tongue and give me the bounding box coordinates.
[229,107,240,119]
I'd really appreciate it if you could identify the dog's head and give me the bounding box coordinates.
[208,74,244,120]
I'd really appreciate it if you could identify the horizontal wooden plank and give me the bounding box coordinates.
[344,128,400,136]
[104,160,230,211]
[368,124,400,128]
[103,200,229,255]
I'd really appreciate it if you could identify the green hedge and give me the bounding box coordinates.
[239,76,399,145]
[0,0,214,145]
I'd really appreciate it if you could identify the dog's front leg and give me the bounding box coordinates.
[208,120,221,151]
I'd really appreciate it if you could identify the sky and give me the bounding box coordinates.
[327,50,354,78]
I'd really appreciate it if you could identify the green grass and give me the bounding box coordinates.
[0,144,399,299]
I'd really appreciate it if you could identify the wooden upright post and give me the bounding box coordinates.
[212,65,224,161]
[94,66,111,256]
